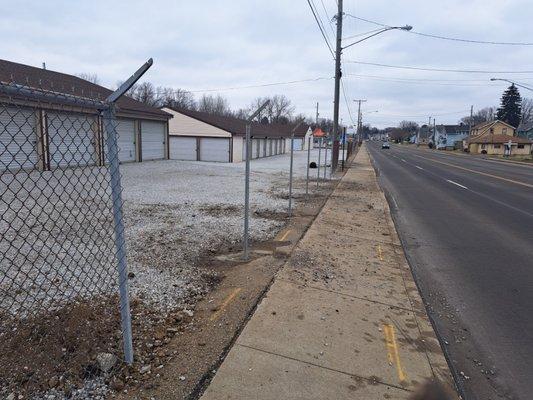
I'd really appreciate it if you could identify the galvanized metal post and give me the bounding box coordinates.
[317,137,322,187]
[288,133,295,217]
[305,136,311,199]
[324,137,328,180]
[243,124,251,260]
[102,104,133,365]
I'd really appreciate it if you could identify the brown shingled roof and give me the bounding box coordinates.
[0,59,171,120]
[165,107,308,138]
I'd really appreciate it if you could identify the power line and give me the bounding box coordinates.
[346,14,533,46]
[306,0,335,58]
[344,60,533,74]
[344,73,492,87]
[340,78,356,125]
[319,0,336,37]
[188,76,332,93]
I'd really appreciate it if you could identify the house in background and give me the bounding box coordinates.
[466,134,532,155]
[162,107,307,162]
[416,125,432,145]
[517,122,533,141]
[466,119,531,155]
[0,59,172,171]
[435,124,470,150]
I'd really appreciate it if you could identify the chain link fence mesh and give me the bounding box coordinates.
[0,80,131,399]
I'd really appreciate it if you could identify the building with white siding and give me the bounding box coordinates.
[162,107,310,163]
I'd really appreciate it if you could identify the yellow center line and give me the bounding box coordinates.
[410,153,533,188]
[377,244,384,261]
[383,324,407,383]
[210,288,242,321]
[277,229,292,242]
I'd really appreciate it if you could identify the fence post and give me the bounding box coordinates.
[288,132,295,217]
[317,137,322,187]
[324,137,328,180]
[102,104,134,365]
[305,136,311,199]
[243,124,251,260]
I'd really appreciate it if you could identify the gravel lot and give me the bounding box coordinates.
[122,148,331,312]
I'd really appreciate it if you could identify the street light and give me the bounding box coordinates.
[490,78,533,92]
[342,25,413,50]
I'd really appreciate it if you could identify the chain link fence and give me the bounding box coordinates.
[0,76,134,398]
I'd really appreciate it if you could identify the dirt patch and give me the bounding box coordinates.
[199,204,241,218]
[253,208,289,221]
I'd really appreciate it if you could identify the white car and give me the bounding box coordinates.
[381,142,390,149]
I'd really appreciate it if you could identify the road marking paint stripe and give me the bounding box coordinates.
[383,324,407,383]
[377,244,384,261]
[210,288,242,321]
[446,179,468,189]
[277,229,292,242]
[401,158,407,162]
[411,154,533,188]
[415,166,424,170]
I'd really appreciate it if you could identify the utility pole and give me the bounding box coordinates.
[315,102,319,126]
[353,99,366,143]
[331,0,343,173]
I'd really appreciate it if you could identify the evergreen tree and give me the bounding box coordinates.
[496,84,522,127]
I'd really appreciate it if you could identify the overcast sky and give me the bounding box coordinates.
[1,0,532,128]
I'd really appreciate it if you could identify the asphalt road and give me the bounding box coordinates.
[366,142,533,400]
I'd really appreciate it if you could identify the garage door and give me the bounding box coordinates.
[252,139,260,159]
[259,139,265,158]
[170,136,197,161]
[200,138,230,162]
[292,138,302,151]
[116,119,136,162]
[47,112,97,168]
[141,121,165,161]
[0,107,38,170]
[267,139,272,156]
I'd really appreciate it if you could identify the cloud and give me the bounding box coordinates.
[0,0,531,127]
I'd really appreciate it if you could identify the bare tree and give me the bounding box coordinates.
[197,94,231,116]
[398,120,419,133]
[76,73,100,85]
[460,106,496,126]
[248,95,295,123]
[156,87,196,110]
[520,97,533,126]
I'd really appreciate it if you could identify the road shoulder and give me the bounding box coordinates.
[199,144,456,399]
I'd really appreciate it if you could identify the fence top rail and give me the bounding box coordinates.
[0,81,110,111]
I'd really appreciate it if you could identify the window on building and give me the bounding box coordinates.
[494,144,501,149]
[490,128,494,133]
[481,144,486,149]
[502,128,507,134]
[518,144,525,149]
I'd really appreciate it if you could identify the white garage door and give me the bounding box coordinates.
[200,138,230,162]
[0,107,38,170]
[259,139,265,158]
[141,121,165,161]
[252,139,260,159]
[116,119,136,162]
[47,112,97,168]
[170,136,197,161]
[292,138,302,151]
[267,139,272,156]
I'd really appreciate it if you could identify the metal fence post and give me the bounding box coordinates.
[305,136,311,199]
[324,137,328,180]
[288,133,295,217]
[102,104,133,365]
[243,124,251,260]
[317,137,322,187]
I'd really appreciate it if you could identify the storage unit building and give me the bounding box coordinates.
[163,107,297,163]
[0,59,171,171]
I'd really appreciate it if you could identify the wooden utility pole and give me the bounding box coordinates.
[331,0,343,172]
[469,105,473,134]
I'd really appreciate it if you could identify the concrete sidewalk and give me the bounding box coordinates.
[200,145,455,399]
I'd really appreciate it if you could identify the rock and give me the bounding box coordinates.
[48,376,59,388]
[179,375,186,381]
[140,365,152,374]
[183,309,194,317]
[96,353,118,373]
[128,272,135,279]
[111,378,125,391]
[6,394,15,400]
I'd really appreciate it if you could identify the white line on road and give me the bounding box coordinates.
[401,158,407,163]
[415,166,424,170]
[446,179,468,190]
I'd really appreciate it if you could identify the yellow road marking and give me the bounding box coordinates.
[410,153,533,189]
[277,229,292,242]
[210,288,242,321]
[383,324,407,383]
[377,244,384,261]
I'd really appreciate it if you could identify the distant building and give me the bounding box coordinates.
[466,134,532,155]
[416,125,432,145]
[517,122,533,141]
[435,124,470,150]
[469,120,515,138]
